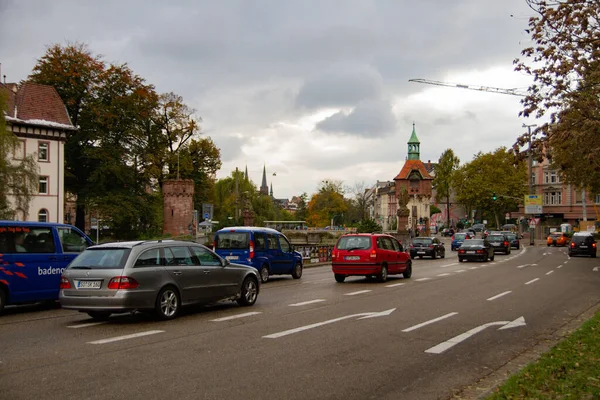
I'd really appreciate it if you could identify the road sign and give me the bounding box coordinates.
[529,217,540,229]
[524,195,543,214]
[204,213,210,219]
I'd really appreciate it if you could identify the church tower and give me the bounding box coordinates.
[408,123,420,160]
[260,164,269,195]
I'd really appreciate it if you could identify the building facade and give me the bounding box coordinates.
[2,82,76,223]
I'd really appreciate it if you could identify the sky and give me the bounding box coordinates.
[0,0,538,200]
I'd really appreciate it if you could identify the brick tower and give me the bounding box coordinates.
[163,179,195,236]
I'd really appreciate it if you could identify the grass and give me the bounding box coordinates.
[487,310,600,399]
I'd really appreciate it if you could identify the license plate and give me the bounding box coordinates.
[492,243,500,246]
[76,280,101,289]
[467,251,476,254]
[345,256,360,260]
[580,246,588,249]
[225,256,239,260]
[417,251,426,254]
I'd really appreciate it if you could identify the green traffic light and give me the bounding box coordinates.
[492,193,497,201]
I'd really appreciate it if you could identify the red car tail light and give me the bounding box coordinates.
[571,242,575,248]
[593,243,597,248]
[108,276,139,290]
[249,240,255,259]
[370,250,377,259]
[458,249,465,254]
[60,276,71,289]
[504,241,509,247]
[331,251,337,260]
[429,245,434,249]
[451,235,455,241]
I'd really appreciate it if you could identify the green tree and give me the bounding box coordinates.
[356,218,382,233]
[433,149,460,229]
[454,148,527,228]
[430,205,442,216]
[307,179,347,227]
[294,193,308,222]
[0,91,39,219]
[514,0,600,193]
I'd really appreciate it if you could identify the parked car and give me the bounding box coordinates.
[472,224,486,232]
[441,228,455,237]
[0,221,93,314]
[457,239,495,262]
[59,240,260,320]
[502,231,521,250]
[547,232,569,247]
[501,223,518,232]
[568,232,597,258]
[466,229,477,238]
[487,234,511,254]
[331,233,412,283]
[451,232,470,251]
[410,237,446,259]
[213,227,302,283]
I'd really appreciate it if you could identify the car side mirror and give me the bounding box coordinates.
[221,258,231,267]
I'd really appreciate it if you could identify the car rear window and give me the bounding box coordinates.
[68,248,130,269]
[572,235,593,244]
[505,233,516,240]
[336,236,372,250]
[454,233,467,240]
[215,232,250,249]
[487,235,504,242]
[466,239,484,246]
[412,238,433,245]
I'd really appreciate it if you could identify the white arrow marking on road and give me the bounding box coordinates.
[593,267,599,272]
[211,312,262,322]
[487,291,512,301]
[345,290,372,296]
[402,312,458,332]
[263,308,396,339]
[289,299,326,307]
[425,316,526,354]
[525,278,540,285]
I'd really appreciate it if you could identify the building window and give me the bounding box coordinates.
[544,191,562,205]
[13,140,25,160]
[595,194,600,204]
[38,209,48,222]
[544,171,560,184]
[530,172,536,185]
[575,191,583,204]
[38,142,49,162]
[39,176,49,194]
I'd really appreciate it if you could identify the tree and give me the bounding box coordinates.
[513,0,600,193]
[430,205,442,216]
[453,148,527,228]
[349,181,370,222]
[294,193,308,222]
[306,179,347,227]
[433,149,460,229]
[356,218,382,233]
[0,91,39,219]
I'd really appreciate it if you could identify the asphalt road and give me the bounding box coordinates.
[1,239,600,400]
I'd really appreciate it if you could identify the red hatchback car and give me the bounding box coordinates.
[331,233,412,283]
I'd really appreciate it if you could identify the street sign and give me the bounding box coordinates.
[529,217,540,228]
[204,213,210,219]
[524,195,543,214]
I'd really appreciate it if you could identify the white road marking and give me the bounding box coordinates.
[517,264,529,269]
[385,282,406,288]
[263,309,396,339]
[344,290,372,296]
[67,322,106,329]
[593,267,599,272]
[469,266,478,270]
[437,273,451,277]
[525,278,540,285]
[415,277,432,282]
[88,330,164,345]
[557,265,563,269]
[211,312,262,322]
[487,291,512,301]
[402,312,458,333]
[289,299,326,307]
[440,263,458,268]
[454,269,466,273]
[546,270,554,275]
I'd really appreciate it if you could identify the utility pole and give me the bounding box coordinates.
[582,188,587,222]
[523,123,537,246]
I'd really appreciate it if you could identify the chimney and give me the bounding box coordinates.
[428,160,431,169]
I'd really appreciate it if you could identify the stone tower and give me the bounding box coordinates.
[259,164,269,195]
[163,179,195,236]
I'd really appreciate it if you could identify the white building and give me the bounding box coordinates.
[2,82,76,223]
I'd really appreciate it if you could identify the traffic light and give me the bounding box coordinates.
[492,193,497,201]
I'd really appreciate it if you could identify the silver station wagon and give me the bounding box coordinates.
[59,240,260,320]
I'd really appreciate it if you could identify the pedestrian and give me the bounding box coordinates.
[15,232,27,252]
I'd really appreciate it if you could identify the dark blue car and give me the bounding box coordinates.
[214,227,303,283]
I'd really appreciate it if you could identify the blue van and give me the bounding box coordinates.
[213,226,303,283]
[0,221,93,313]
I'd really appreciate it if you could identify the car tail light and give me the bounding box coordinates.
[458,249,465,254]
[451,235,455,240]
[108,276,139,290]
[60,276,71,289]
[477,250,484,254]
[504,241,509,247]
[370,250,377,259]
[571,242,575,248]
[249,240,255,259]
[410,245,414,249]
[331,251,337,260]
[593,243,597,248]
[429,245,434,249]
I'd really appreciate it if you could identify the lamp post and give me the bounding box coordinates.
[523,123,537,246]
[96,219,102,244]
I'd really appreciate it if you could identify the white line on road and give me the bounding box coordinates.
[525,278,540,285]
[385,282,406,288]
[88,330,164,345]
[546,270,554,276]
[289,299,326,307]
[557,265,563,269]
[440,263,458,268]
[211,312,262,322]
[344,290,372,296]
[517,264,529,269]
[437,273,451,277]
[469,266,478,270]
[67,322,106,329]
[454,269,466,273]
[415,277,432,282]
[487,291,512,301]
[402,312,459,333]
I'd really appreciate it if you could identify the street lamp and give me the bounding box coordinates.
[523,123,537,246]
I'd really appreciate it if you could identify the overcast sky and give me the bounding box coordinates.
[0,0,537,199]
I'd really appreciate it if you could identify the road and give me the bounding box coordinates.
[1,240,599,400]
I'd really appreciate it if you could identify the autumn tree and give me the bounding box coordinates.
[514,0,600,193]
[307,179,347,227]
[0,91,39,219]
[433,149,460,229]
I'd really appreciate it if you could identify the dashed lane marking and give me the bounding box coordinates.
[525,278,540,285]
[546,270,554,276]
[289,299,326,307]
[385,282,406,288]
[211,312,262,322]
[437,273,451,277]
[454,270,466,273]
[88,330,164,345]
[415,278,432,282]
[67,322,107,329]
[344,290,372,296]
[487,291,512,301]
[440,263,458,268]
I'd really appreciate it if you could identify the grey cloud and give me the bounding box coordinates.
[212,134,248,162]
[315,99,397,138]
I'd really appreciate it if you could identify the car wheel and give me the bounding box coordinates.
[458,257,463,262]
[334,274,346,283]
[0,286,6,314]
[259,265,269,283]
[155,286,180,320]
[378,265,388,283]
[547,244,550,247]
[403,262,412,279]
[87,311,112,321]
[237,277,258,306]
[291,262,303,279]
